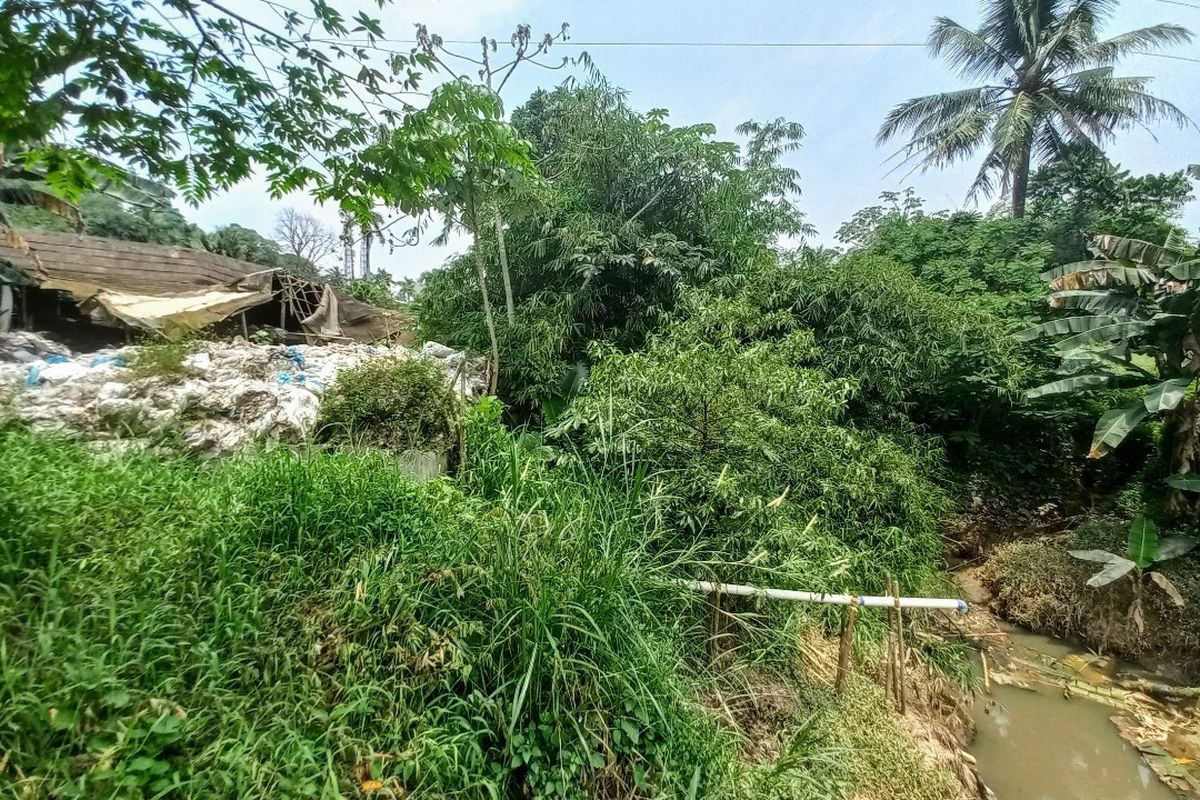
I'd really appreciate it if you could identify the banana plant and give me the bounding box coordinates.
[1069,516,1196,631]
[1019,233,1200,485]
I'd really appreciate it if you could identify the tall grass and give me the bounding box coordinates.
[1,398,957,798]
[0,424,744,798]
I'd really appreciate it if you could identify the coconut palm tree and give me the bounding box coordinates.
[878,0,1193,217]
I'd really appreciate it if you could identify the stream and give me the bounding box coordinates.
[968,627,1179,800]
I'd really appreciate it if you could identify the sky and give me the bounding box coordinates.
[191,0,1200,279]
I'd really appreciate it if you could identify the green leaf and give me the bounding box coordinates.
[1026,374,1146,399]
[588,752,606,769]
[1055,320,1154,353]
[1154,536,1197,561]
[1016,315,1125,341]
[1149,572,1185,607]
[1049,290,1147,316]
[1040,260,1122,281]
[1166,473,1200,492]
[1069,550,1136,587]
[1143,378,1192,413]
[1093,233,1192,269]
[1127,516,1159,568]
[619,718,640,745]
[1166,259,1200,281]
[1088,404,1148,458]
[49,707,78,730]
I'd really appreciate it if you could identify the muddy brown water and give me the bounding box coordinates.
[969,628,1176,800]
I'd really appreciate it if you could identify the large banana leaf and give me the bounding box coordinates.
[1143,377,1192,413]
[1049,290,1147,317]
[1126,516,1158,568]
[1016,315,1124,341]
[1166,473,1200,492]
[1039,260,1121,281]
[1068,549,1137,587]
[1093,233,1193,270]
[1054,320,1154,352]
[1026,374,1148,399]
[1088,403,1148,458]
[1049,266,1156,291]
[1166,259,1200,281]
[1056,346,1155,378]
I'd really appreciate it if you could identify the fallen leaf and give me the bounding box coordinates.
[361,779,384,793]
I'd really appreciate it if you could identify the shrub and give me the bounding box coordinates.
[554,303,949,601]
[127,339,193,380]
[316,356,456,451]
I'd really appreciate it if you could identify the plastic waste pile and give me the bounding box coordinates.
[0,332,486,456]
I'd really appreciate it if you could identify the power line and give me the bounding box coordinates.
[1152,0,1200,9]
[1140,50,1200,63]
[331,37,1198,63]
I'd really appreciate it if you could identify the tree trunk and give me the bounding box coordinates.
[493,208,515,325]
[472,237,501,395]
[1166,392,1200,517]
[1011,141,1031,218]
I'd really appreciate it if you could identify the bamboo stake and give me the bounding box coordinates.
[707,587,724,667]
[981,650,992,695]
[885,574,897,704]
[835,596,859,694]
[893,577,907,714]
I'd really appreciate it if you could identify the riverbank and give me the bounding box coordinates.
[978,522,1200,678]
[957,563,1200,797]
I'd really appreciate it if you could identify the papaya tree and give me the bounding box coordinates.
[1018,233,1200,487]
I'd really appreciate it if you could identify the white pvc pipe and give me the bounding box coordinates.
[684,580,969,613]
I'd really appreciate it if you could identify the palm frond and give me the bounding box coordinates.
[928,17,1016,79]
[1077,24,1194,66]
[876,86,1002,145]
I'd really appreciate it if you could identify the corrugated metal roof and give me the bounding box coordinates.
[0,229,261,293]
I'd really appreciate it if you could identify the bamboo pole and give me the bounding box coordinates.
[893,577,908,714]
[835,597,859,694]
[883,575,892,705]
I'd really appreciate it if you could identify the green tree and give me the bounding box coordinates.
[414,23,578,325]
[1,0,429,205]
[337,80,539,392]
[877,0,1192,217]
[419,83,812,411]
[1026,143,1194,262]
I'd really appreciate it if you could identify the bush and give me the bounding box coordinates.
[316,356,456,451]
[127,339,193,380]
[554,301,949,602]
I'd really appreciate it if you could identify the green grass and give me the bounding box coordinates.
[0,423,741,798]
[0,403,961,798]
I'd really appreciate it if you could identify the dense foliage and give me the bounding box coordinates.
[418,84,811,411]
[317,358,457,451]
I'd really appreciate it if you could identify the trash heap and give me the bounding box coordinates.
[0,332,486,456]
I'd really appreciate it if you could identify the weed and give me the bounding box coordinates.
[316,356,457,451]
[127,339,193,380]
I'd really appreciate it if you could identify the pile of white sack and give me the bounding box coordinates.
[0,332,486,456]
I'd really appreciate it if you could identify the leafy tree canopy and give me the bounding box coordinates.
[418,82,813,409]
[1,0,429,204]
